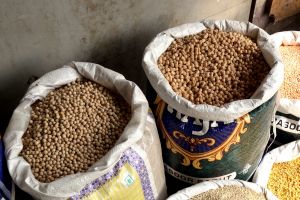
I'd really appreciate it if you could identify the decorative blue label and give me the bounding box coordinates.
[161,105,239,153]
[155,97,250,169]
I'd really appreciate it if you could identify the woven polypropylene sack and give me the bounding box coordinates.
[271,31,300,142]
[142,20,283,188]
[4,62,167,200]
[253,140,300,199]
[167,180,277,200]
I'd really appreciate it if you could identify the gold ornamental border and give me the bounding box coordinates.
[154,96,250,169]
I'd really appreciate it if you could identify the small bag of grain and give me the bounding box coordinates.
[253,140,300,200]
[167,180,277,200]
[271,31,300,143]
[4,62,167,200]
[142,20,283,189]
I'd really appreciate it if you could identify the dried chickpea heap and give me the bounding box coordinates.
[21,79,131,183]
[189,185,266,200]
[267,156,300,200]
[279,46,300,99]
[158,29,270,106]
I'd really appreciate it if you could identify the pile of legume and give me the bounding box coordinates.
[21,79,131,183]
[189,185,267,200]
[279,46,300,99]
[158,28,270,106]
[267,156,300,200]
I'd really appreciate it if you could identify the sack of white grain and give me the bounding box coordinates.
[253,140,300,200]
[271,31,300,143]
[4,62,167,200]
[167,180,277,200]
[142,20,283,190]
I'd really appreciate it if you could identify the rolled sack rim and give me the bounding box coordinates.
[142,19,283,121]
[167,179,278,200]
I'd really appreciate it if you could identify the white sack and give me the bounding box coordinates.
[4,62,167,200]
[253,140,300,187]
[143,20,283,121]
[272,31,300,117]
[167,180,277,200]
[271,31,300,138]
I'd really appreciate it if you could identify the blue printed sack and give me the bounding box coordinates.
[142,20,283,189]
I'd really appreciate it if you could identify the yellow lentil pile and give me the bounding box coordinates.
[267,156,300,200]
[189,185,267,200]
[21,79,131,183]
[279,46,300,99]
[158,28,270,106]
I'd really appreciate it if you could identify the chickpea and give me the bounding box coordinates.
[20,79,131,183]
[158,28,270,106]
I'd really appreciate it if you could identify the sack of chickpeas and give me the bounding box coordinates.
[4,62,167,200]
[253,140,300,200]
[167,180,277,200]
[142,20,283,190]
[271,31,300,143]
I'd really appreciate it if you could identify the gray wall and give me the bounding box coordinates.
[0,0,251,125]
